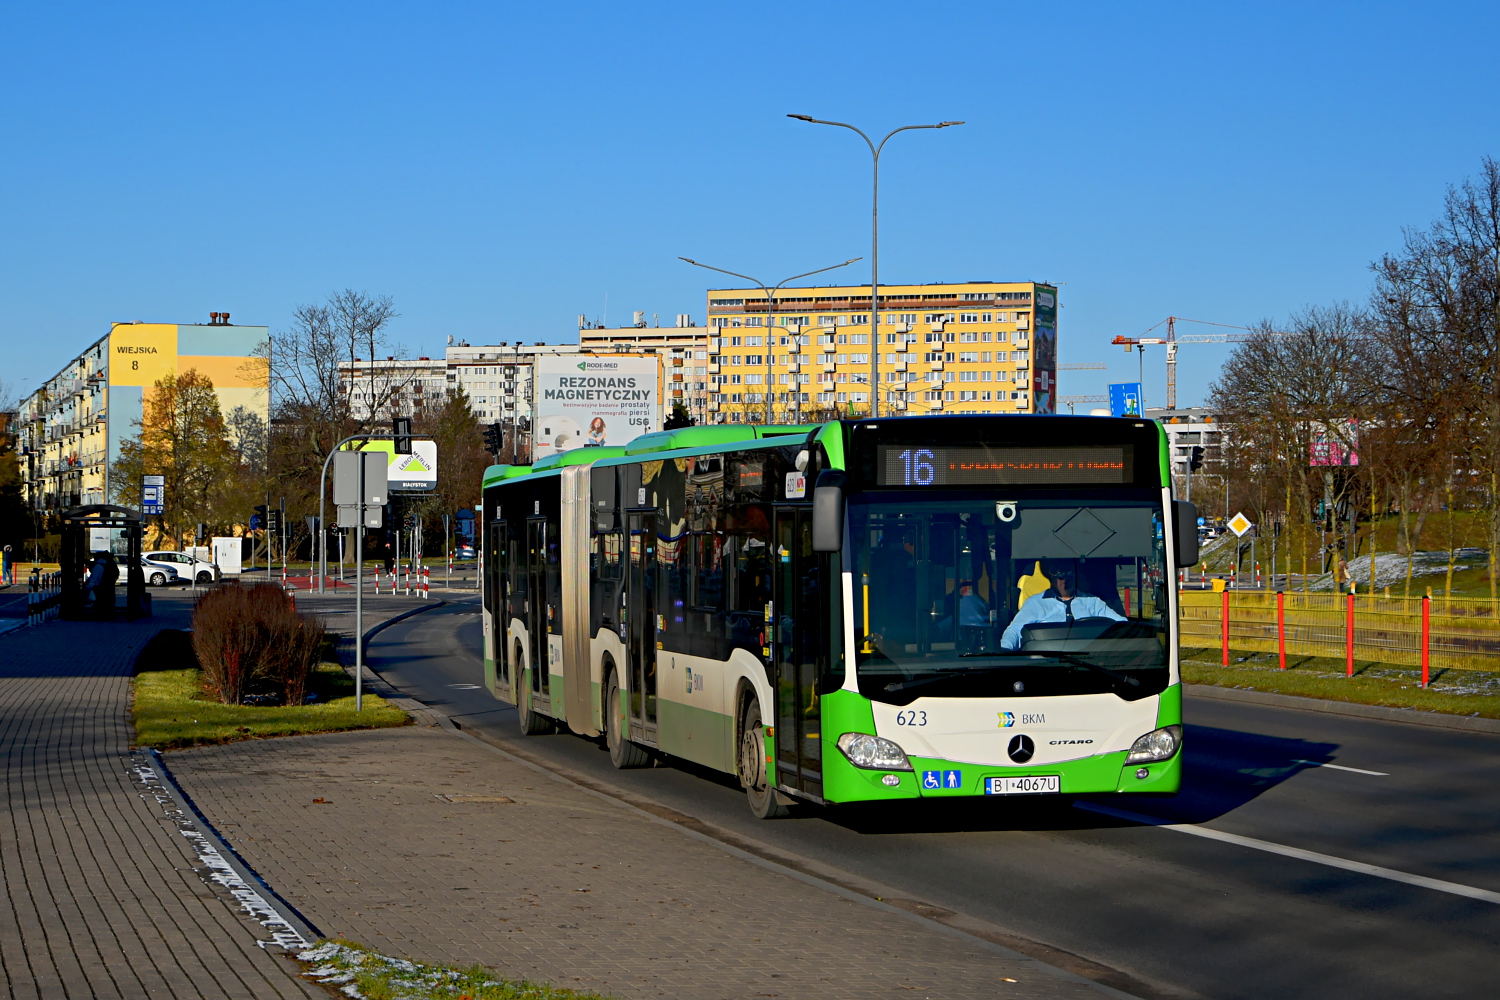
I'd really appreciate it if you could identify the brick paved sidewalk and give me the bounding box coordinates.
[166,726,1109,1000]
[0,590,319,1000]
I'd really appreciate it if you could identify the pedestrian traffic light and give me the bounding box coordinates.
[482,422,503,456]
[393,416,412,455]
[1189,446,1205,472]
[252,504,267,530]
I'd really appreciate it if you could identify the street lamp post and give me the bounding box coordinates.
[679,256,860,424]
[788,115,963,418]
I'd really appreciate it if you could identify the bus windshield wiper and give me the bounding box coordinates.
[885,652,1140,693]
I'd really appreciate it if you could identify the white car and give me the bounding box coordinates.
[143,551,220,585]
[138,554,183,587]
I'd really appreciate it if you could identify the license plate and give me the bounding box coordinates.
[985,775,1060,795]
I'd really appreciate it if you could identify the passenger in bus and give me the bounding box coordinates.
[935,580,992,652]
[1000,559,1124,650]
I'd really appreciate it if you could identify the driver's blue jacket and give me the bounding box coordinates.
[1000,592,1125,650]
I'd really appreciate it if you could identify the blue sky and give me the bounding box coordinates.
[3,1,1498,407]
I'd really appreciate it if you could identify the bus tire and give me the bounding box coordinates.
[517,649,555,735]
[606,670,650,768]
[739,699,788,819]
[518,691,554,735]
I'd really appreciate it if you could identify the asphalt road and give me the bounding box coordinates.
[367,598,1500,1000]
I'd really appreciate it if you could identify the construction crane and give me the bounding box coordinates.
[1110,317,1263,409]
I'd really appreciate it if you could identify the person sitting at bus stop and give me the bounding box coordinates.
[1001,559,1124,650]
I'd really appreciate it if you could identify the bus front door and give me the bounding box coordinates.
[774,508,824,799]
[485,519,508,701]
[525,517,549,708]
[626,510,658,745]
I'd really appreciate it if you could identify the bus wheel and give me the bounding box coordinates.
[518,693,554,735]
[606,671,650,768]
[517,657,554,735]
[739,699,788,819]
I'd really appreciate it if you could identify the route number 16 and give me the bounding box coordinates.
[897,448,937,486]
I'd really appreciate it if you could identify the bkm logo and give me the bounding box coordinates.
[998,711,1015,728]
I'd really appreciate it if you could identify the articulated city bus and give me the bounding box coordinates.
[480,416,1198,817]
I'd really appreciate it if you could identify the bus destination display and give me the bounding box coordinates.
[879,445,1133,486]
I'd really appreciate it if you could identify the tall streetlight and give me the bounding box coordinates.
[788,114,963,418]
[680,256,861,424]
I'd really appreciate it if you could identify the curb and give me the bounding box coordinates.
[136,749,323,948]
[1185,683,1500,735]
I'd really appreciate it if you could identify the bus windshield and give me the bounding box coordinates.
[848,492,1170,703]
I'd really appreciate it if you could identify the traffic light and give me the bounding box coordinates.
[265,508,282,535]
[252,504,267,531]
[1189,446,1205,472]
[393,416,413,455]
[482,422,504,456]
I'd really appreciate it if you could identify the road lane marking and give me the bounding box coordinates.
[1076,801,1500,905]
[1291,759,1389,776]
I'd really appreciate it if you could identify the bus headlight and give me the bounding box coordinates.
[837,733,913,771]
[1126,725,1182,764]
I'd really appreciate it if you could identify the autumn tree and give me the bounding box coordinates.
[110,370,237,548]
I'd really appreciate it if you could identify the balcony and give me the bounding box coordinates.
[708,364,720,374]
[892,362,907,372]
[928,361,944,372]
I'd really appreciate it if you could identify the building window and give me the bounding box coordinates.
[981,371,993,382]
[959,313,980,324]
[959,332,979,343]
[958,371,978,382]
[982,312,993,323]
[959,352,979,363]
[981,391,992,401]
[959,390,978,401]
[819,316,838,326]
[849,353,869,364]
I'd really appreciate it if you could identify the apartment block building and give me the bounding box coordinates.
[339,357,451,422]
[16,318,268,511]
[704,280,1058,422]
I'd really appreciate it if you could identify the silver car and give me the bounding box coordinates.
[143,551,220,585]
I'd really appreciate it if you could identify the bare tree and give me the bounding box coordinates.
[1372,157,1500,599]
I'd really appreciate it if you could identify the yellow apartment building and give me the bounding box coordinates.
[17,317,269,512]
[703,280,1058,423]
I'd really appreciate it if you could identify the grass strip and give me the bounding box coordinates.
[297,940,610,1000]
[133,663,409,749]
[1182,650,1500,720]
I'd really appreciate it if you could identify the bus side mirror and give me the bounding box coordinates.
[812,471,847,553]
[1173,500,1199,567]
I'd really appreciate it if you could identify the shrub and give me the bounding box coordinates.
[191,583,327,705]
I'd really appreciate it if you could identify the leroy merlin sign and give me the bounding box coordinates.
[358,440,438,492]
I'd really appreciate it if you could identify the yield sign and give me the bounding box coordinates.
[1228,512,1254,537]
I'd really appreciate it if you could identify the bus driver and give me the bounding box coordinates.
[1000,559,1124,650]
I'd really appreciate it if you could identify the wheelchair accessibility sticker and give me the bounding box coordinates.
[922,770,964,790]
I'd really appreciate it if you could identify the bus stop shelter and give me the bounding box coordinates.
[59,504,149,620]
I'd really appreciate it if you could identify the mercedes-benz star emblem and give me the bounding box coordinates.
[1007,734,1035,763]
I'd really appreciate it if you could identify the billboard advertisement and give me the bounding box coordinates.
[1033,285,1058,414]
[533,355,660,460]
[359,440,439,491]
[1108,382,1143,417]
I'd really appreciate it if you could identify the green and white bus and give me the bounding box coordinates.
[480,416,1198,817]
